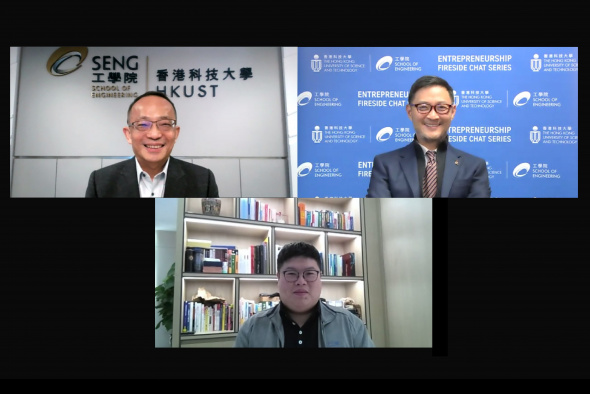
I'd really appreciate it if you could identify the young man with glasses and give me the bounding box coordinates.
[366,75,491,198]
[85,91,219,197]
[234,241,375,347]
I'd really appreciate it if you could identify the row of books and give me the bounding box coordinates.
[185,245,354,277]
[239,297,279,327]
[239,198,286,223]
[182,301,234,334]
[297,202,354,230]
[325,252,356,277]
[184,239,271,274]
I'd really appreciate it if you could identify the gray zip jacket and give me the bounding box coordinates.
[234,302,375,347]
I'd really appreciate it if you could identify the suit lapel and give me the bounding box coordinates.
[399,144,420,197]
[163,157,186,197]
[441,146,460,198]
[119,159,141,197]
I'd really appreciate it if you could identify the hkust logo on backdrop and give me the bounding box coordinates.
[532,125,578,145]
[308,53,366,73]
[530,52,578,73]
[311,125,365,144]
[311,55,322,72]
[531,54,542,72]
[312,127,322,143]
[457,89,504,110]
[530,126,541,143]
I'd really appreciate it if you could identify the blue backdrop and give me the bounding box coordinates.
[297,47,578,198]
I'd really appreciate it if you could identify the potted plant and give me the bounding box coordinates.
[155,262,175,332]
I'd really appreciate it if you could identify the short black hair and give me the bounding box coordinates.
[408,75,454,105]
[126,91,177,125]
[277,242,322,272]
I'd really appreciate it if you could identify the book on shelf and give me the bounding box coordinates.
[207,306,214,332]
[186,239,212,248]
[251,242,268,274]
[326,252,355,277]
[239,297,256,327]
[250,245,256,274]
[248,198,256,220]
[342,252,352,276]
[226,249,237,274]
[193,302,199,333]
[238,248,251,274]
[183,300,195,333]
[239,198,248,219]
[203,258,222,273]
[198,302,205,333]
[217,303,222,331]
[182,301,188,332]
[212,248,225,262]
[190,302,195,333]
[229,304,234,331]
[184,247,195,272]
[262,237,269,274]
[238,198,282,223]
[192,247,205,273]
[252,245,259,274]
[328,253,344,276]
[298,202,306,225]
[221,303,226,331]
[211,244,237,250]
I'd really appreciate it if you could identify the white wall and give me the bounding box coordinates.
[10,47,20,190]
[155,197,182,347]
[380,198,433,347]
[282,47,298,197]
[155,229,177,347]
[9,47,298,198]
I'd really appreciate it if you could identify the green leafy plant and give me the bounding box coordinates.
[155,262,175,331]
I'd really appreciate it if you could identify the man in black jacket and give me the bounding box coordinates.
[85,91,219,198]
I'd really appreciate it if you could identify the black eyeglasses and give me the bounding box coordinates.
[411,103,453,115]
[129,119,177,132]
[282,270,320,283]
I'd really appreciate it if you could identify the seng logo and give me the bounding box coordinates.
[46,47,88,76]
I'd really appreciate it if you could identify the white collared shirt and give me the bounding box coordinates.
[417,143,437,161]
[135,158,169,198]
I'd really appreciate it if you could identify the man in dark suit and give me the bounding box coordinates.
[85,91,219,198]
[366,75,491,198]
